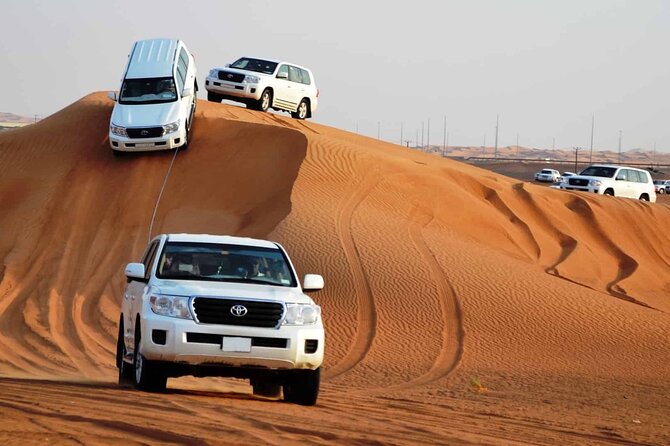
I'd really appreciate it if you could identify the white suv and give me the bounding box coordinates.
[108,39,197,155]
[116,233,325,405]
[205,57,318,119]
[560,164,656,202]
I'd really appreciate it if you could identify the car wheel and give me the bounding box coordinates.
[639,194,649,202]
[258,89,272,112]
[180,122,190,151]
[604,189,614,196]
[291,100,309,120]
[207,91,222,103]
[659,188,665,194]
[112,149,126,157]
[133,323,167,392]
[282,368,320,406]
[252,377,282,398]
[116,320,134,385]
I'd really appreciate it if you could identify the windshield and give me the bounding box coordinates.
[579,166,617,178]
[653,180,664,185]
[119,77,177,105]
[540,170,553,174]
[230,58,278,75]
[155,242,296,287]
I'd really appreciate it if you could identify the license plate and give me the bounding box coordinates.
[222,337,251,352]
[135,143,154,148]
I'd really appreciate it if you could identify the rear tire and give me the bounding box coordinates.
[283,368,320,406]
[639,194,649,201]
[604,189,614,196]
[207,91,222,103]
[252,378,282,398]
[291,100,309,120]
[116,321,134,386]
[133,324,167,392]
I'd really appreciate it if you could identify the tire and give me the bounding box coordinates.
[258,89,272,112]
[133,323,167,392]
[116,320,134,385]
[252,378,282,399]
[658,189,665,195]
[180,122,190,151]
[604,189,614,196]
[282,368,320,406]
[112,149,126,157]
[639,194,649,202]
[207,91,222,103]
[291,100,309,120]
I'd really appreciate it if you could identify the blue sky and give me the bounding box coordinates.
[1,0,668,151]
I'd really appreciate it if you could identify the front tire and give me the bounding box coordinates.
[258,89,272,112]
[207,91,222,103]
[133,324,167,392]
[252,378,282,399]
[604,189,615,196]
[291,100,309,120]
[116,321,134,385]
[283,368,320,406]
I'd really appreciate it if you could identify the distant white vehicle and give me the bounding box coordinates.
[652,179,669,195]
[557,171,576,183]
[108,38,197,156]
[117,233,325,405]
[560,164,656,202]
[534,169,561,182]
[205,57,319,119]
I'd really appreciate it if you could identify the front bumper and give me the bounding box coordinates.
[109,128,186,152]
[205,77,261,101]
[560,185,602,194]
[139,312,324,371]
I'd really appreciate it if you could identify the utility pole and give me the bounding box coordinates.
[574,147,580,173]
[494,114,499,159]
[443,116,447,154]
[618,130,622,164]
[427,118,430,150]
[446,132,450,154]
[421,122,424,149]
[589,114,595,163]
[404,139,411,148]
[415,129,419,149]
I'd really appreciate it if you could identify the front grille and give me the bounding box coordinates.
[193,297,284,328]
[569,178,589,186]
[217,71,245,83]
[126,127,164,138]
[186,332,288,348]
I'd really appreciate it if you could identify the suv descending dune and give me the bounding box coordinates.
[116,233,325,405]
[205,57,318,119]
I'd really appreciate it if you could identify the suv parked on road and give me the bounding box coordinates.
[559,164,656,202]
[108,39,198,156]
[652,179,669,195]
[205,57,318,119]
[116,233,325,405]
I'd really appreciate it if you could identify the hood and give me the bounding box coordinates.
[111,101,181,128]
[149,280,314,304]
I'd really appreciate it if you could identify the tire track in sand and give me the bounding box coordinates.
[324,169,382,379]
[388,205,464,389]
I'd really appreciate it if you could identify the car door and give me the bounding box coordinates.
[124,240,159,353]
[273,64,294,109]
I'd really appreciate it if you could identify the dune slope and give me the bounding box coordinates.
[0,92,669,445]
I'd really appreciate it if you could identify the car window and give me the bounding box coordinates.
[119,77,177,105]
[156,242,297,287]
[299,68,311,85]
[276,64,289,79]
[288,66,301,83]
[231,57,278,75]
[580,166,617,178]
[629,170,642,183]
[142,241,159,279]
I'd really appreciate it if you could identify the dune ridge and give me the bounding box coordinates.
[0,92,669,444]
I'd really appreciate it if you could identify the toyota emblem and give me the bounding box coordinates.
[227,74,233,79]
[230,305,248,317]
[140,130,148,136]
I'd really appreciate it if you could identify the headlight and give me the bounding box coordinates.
[208,69,218,78]
[283,304,321,325]
[163,121,179,134]
[243,74,260,83]
[149,294,192,319]
[589,179,602,186]
[110,123,127,137]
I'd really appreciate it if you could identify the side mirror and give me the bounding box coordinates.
[616,175,626,181]
[276,72,288,80]
[107,91,117,102]
[225,63,230,68]
[182,87,194,98]
[303,274,324,291]
[125,262,146,281]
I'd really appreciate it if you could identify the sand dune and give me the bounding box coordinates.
[0,92,669,444]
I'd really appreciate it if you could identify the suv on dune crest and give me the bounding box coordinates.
[559,164,656,202]
[205,57,318,119]
[116,233,325,405]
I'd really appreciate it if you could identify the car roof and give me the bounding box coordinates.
[161,233,279,249]
[126,39,180,79]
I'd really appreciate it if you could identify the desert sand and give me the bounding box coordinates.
[0,92,669,445]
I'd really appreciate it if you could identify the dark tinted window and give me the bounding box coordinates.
[579,166,617,178]
[230,57,278,75]
[142,242,159,279]
[119,77,177,105]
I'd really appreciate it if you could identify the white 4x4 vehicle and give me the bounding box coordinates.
[116,234,325,405]
[205,57,318,119]
[560,164,656,202]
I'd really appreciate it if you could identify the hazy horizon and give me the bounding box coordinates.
[1,0,668,152]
